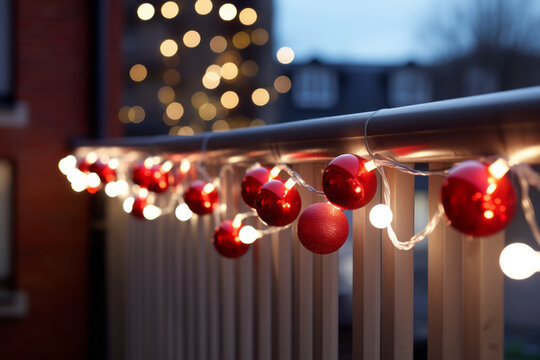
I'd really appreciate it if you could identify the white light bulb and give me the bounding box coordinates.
[143,204,162,220]
[108,158,119,170]
[86,152,98,164]
[116,180,129,196]
[175,203,193,221]
[58,155,77,174]
[239,225,260,244]
[180,159,191,173]
[499,243,540,280]
[123,197,135,213]
[369,204,393,229]
[71,181,87,192]
[105,182,120,197]
[86,172,101,188]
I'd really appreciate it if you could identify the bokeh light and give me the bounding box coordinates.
[251,88,270,106]
[251,28,269,45]
[239,8,257,26]
[219,3,237,21]
[202,72,220,89]
[183,30,201,48]
[129,64,147,82]
[250,118,265,127]
[137,3,155,20]
[161,1,179,19]
[274,75,292,93]
[241,60,258,77]
[191,91,209,108]
[199,103,217,120]
[221,62,238,80]
[163,69,180,85]
[210,36,227,53]
[166,102,184,120]
[158,86,175,103]
[212,119,229,132]
[232,31,251,49]
[276,47,295,64]
[160,39,178,57]
[118,106,130,123]
[220,91,239,109]
[194,0,213,15]
[128,106,145,123]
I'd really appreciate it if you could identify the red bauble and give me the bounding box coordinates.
[89,161,116,184]
[184,180,219,215]
[255,179,301,226]
[441,160,516,237]
[322,154,377,210]
[131,197,148,219]
[241,167,272,208]
[298,203,349,254]
[132,162,170,193]
[213,220,251,258]
[77,158,91,173]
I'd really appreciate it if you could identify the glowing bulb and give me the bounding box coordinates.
[175,203,193,221]
[137,3,155,20]
[232,215,243,229]
[116,180,129,195]
[364,160,377,172]
[87,172,101,188]
[220,91,239,109]
[143,204,162,220]
[180,159,191,173]
[239,225,260,244]
[139,188,149,198]
[160,39,178,57]
[105,182,120,197]
[86,152,98,164]
[71,181,86,192]
[67,168,86,184]
[58,155,77,174]
[251,88,270,106]
[161,1,179,19]
[183,30,201,48]
[161,160,173,172]
[238,8,257,25]
[269,166,281,179]
[369,204,393,229]
[123,197,135,213]
[276,47,295,64]
[108,158,119,170]
[488,158,510,180]
[203,183,215,194]
[219,3,237,21]
[499,243,540,280]
[284,178,296,191]
[194,0,212,15]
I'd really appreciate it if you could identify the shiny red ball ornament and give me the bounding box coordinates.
[89,161,116,184]
[184,180,219,215]
[132,162,170,193]
[441,160,517,237]
[132,162,153,188]
[255,179,301,226]
[131,197,148,220]
[322,154,377,210]
[241,167,272,208]
[298,203,349,254]
[77,158,92,173]
[213,220,251,258]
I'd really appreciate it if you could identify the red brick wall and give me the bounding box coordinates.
[0,0,123,358]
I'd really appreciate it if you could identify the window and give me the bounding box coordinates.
[0,0,13,105]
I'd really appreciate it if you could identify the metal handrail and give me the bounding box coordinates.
[77,86,540,165]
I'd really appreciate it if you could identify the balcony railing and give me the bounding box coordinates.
[79,86,540,360]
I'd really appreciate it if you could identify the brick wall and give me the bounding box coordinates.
[0,0,123,358]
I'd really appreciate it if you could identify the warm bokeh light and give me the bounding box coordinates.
[274,75,291,93]
[179,126,195,136]
[199,103,217,120]
[161,1,179,19]
[239,225,260,244]
[143,204,162,220]
[175,203,193,221]
[129,64,147,82]
[212,119,229,132]
[276,46,295,64]
[210,35,227,53]
[191,91,209,108]
[206,64,222,77]
[251,88,270,106]
[194,0,212,15]
[158,86,175,103]
[221,62,238,80]
[137,3,155,20]
[250,118,265,127]
[241,60,258,77]
[251,28,269,46]
[369,204,393,229]
[123,197,135,213]
[160,39,178,57]
[219,3,237,21]
[232,31,251,49]
[239,8,257,26]
[128,106,145,123]
[500,243,540,280]
[163,69,180,85]
[118,106,130,123]
[220,91,239,109]
[202,72,220,89]
[58,155,77,175]
[183,30,201,48]
[166,102,184,120]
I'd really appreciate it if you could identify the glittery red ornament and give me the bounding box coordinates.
[184,180,219,215]
[132,162,170,193]
[77,158,92,173]
[241,167,272,208]
[89,161,116,184]
[255,179,301,226]
[297,202,349,254]
[441,160,516,237]
[213,220,251,258]
[322,154,377,210]
[131,197,148,219]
